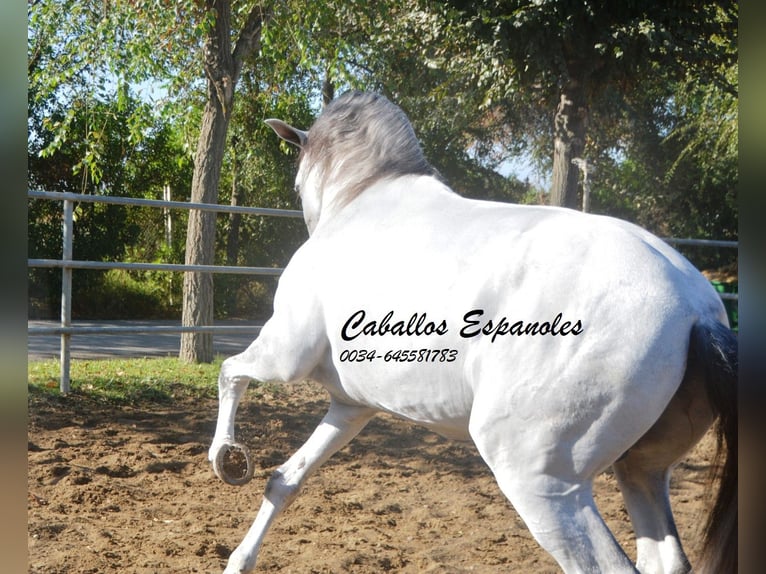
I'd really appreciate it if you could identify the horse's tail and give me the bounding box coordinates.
[692,320,738,574]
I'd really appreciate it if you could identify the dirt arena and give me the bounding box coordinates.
[28,380,719,573]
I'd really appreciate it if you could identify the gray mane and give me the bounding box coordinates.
[301,91,438,207]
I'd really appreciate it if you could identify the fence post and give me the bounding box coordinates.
[60,198,73,393]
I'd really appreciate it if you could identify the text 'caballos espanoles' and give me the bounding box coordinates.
[341,309,583,343]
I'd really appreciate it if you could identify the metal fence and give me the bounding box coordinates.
[28,190,304,392]
[28,190,738,393]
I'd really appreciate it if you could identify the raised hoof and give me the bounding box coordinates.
[212,442,254,486]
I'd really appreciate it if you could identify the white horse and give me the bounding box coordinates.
[209,91,737,574]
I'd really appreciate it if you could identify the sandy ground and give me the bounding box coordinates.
[28,380,719,573]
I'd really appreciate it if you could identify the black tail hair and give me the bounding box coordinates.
[692,321,738,574]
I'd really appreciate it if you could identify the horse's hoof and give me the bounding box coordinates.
[212,442,254,486]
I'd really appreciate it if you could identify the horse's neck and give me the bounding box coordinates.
[312,174,455,235]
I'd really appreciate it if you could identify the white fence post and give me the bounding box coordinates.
[163,184,172,249]
[60,198,74,393]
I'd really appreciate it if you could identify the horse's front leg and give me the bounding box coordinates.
[207,346,261,481]
[222,399,374,574]
[208,329,321,482]
[209,361,253,484]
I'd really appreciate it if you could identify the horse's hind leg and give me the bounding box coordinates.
[469,420,638,572]
[487,471,637,573]
[223,399,374,574]
[613,367,715,574]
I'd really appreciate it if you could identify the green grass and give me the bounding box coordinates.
[28,356,225,405]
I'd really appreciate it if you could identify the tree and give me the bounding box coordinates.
[419,0,737,207]
[579,5,738,248]
[179,1,271,363]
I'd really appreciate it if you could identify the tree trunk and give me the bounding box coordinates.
[180,93,231,363]
[179,0,268,363]
[550,80,588,208]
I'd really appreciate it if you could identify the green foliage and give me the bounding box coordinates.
[72,268,179,319]
[28,0,213,156]
[28,89,193,318]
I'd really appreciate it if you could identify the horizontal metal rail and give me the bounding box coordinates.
[27,189,304,218]
[28,258,284,276]
[662,237,738,248]
[28,324,262,336]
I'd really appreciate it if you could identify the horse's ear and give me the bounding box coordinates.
[265,119,308,149]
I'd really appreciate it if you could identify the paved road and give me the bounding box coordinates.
[27,320,262,360]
